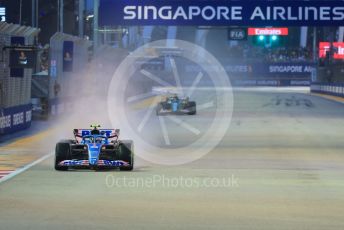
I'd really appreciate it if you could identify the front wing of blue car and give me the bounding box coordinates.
[59,160,129,167]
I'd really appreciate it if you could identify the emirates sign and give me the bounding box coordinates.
[248,28,289,36]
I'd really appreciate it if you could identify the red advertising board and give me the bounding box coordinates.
[333,42,344,59]
[248,28,289,36]
[319,42,330,58]
[319,42,344,59]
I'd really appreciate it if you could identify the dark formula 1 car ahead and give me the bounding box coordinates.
[156,94,196,116]
[55,125,134,171]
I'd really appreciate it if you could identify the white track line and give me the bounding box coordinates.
[158,116,171,145]
[0,153,53,184]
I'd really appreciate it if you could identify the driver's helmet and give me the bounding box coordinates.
[91,128,100,135]
[173,94,178,101]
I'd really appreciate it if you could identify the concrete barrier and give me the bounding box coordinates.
[311,82,344,97]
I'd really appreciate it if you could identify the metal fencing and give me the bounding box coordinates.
[0,22,40,135]
[0,22,39,108]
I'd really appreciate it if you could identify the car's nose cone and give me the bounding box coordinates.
[88,144,100,165]
[89,157,98,165]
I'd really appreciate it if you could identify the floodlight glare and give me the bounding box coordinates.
[258,35,265,41]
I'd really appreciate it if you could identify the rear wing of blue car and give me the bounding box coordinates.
[73,129,120,138]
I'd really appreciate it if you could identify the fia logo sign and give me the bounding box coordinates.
[228,28,247,41]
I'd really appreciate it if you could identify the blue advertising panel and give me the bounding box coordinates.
[99,0,344,26]
[10,36,25,78]
[50,60,57,78]
[185,62,315,75]
[232,79,310,87]
[254,63,315,75]
[0,104,32,135]
[184,62,314,86]
[63,41,74,72]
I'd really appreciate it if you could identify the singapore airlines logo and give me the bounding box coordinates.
[123,5,344,22]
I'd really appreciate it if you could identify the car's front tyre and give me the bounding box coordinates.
[118,140,134,171]
[187,101,197,115]
[55,141,72,171]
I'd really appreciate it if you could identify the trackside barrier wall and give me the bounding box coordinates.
[184,60,315,87]
[311,83,344,97]
[0,22,40,135]
[49,33,92,116]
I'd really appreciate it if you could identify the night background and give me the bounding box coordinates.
[0,0,93,44]
[0,1,344,229]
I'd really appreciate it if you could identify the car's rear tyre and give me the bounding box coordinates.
[118,140,134,171]
[55,141,71,171]
[187,101,197,115]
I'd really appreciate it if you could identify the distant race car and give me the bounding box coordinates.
[156,94,196,115]
[54,125,134,171]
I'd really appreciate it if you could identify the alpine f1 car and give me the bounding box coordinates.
[156,94,196,115]
[54,125,134,171]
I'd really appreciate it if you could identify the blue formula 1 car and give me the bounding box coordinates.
[54,125,134,171]
[156,94,196,116]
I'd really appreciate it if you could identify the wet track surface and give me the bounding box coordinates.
[1,88,344,229]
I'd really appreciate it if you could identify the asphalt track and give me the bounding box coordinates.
[1,88,344,230]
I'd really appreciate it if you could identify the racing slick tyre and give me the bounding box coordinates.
[187,101,197,115]
[54,141,72,171]
[156,103,163,116]
[118,140,134,171]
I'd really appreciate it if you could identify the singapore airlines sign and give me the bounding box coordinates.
[99,0,344,26]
